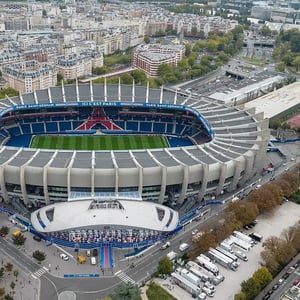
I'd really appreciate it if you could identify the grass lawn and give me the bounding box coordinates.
[30,134,168,150]
[146,282,177,300]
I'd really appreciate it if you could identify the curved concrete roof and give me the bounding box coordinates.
[30,199,179,233]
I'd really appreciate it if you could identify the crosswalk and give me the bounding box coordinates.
[31,267,48,279]
[115,270,135,284]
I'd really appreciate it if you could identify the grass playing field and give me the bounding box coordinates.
[30,134,169,150]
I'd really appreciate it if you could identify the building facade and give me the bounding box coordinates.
[2,60,57,93]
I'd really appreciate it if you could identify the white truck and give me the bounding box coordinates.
[179,242,190,252]
[207,248,239,271]
[216,246,238,262]
[233,231,254,246]
[226,236,251,251]
[186,261,215,282]
[176,267,201,287]
[167,251,178,261]
[196,255,219,276]
[234,249,248,261]
[220,241,233,253]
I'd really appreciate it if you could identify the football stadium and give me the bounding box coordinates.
[0,82,269,250]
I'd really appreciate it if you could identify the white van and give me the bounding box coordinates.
[91,256,96,265]
[179,243,190,252]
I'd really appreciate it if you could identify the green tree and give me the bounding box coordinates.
[292,56,300,72]
[42,9,47,17]
[132,69,147,85]
[157,64,172,78]
[13,269,19,281]
[12,233,26,246]
[0,226,9,235]
[32,250,46,262]
[157,256,173,275]
[4,294,14,300]
[10,281,15,290]
[144,35,150,44]
[57,73,64,85]
[241,277,261,300]
[252,267,272,289]
[0,267,4,279]
[234,293,246,300]
[120,73,133,84]
[110,282,140,300]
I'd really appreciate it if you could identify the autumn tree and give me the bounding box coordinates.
[261,236,296,274]
[4,263,13,273]
[247,189,277,214]
[275,179,294,197]
[283,223,300,252]
[225,201,259,229]
[193,229,217,253]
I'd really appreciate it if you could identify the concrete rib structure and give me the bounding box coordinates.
[0,82,269,210]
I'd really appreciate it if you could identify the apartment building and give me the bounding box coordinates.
[132,44,185,77]
[3,60,57,93]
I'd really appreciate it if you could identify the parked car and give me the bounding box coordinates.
[60,253,69,261]
[92,249,98,257]
[33,235,42,242]
[0,232,6,238]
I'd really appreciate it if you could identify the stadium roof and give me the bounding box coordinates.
[244,81,300,119]
[30,199,179,233]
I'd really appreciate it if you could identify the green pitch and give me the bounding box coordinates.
[30,135,169,150]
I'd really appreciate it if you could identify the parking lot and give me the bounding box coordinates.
[155,201,300,299]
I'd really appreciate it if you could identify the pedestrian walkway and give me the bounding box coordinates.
[31,266,48,279]
[115,270,135,284]
[100,245,113,269]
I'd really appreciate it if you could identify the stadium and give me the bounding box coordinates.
[0,82,269,249]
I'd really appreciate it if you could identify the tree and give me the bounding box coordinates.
[234,292,246,300]
[57,74,64,85]
[0,287,5,298]
[32,250,46,262]
[110,282,140,300]
[0,267,4,279]
[0,226,9,235]
[13,269,19,281]
[246,189,277,214]
[283,223,300,252]
[4,263,13,272]
[3,294,14,300]
[193,229,217,253]
[157,64,172,78]
[252,267,272,289]
[42,9,47,17]
[275,179,293,197]
[144,35,150,44]
[10,281,15,290]
[12,233,26,246]
[241,277,260,300]
[292,56,300,72]
[157,256,173,275]
[132,69,147,85]
[120,73,133,84]
[261,236,296,274]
